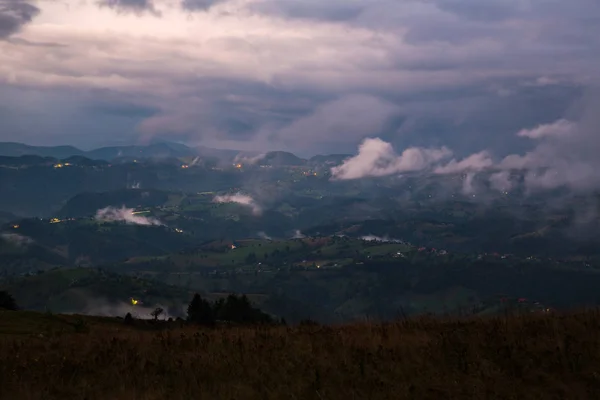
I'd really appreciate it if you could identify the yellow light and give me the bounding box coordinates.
[131,298,138,305]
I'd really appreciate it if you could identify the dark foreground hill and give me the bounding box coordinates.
[1,309,600,399]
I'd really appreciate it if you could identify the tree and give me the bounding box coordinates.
[0,291,17,311]
[150,307,164,321]
[124,312,134,325]
[214,294,273,324]
[187,293,215,326]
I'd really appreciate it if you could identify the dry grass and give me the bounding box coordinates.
[2,310,600,399]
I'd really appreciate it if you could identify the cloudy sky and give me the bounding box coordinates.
[0,0,598,158]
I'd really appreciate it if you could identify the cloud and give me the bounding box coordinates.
[257,231,271,240]
[498,92,600,192]
[516,119,576,140]
[361,234,404,243]
[333,89,600,196]
[0,0,40,38]
[97,0,161,17]
[95,206,164,225]
[291,229,304,239]
[180,0,226,12]
[0,0,598,155]
[330,137,452,180]
[1,232,34,246]
[213,192,262,215]
[434,151,494,174]
[233,152,266,165]
[489,171,513,192]
[273,95,400,149]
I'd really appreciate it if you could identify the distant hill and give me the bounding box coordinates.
[61,156,109,167]
[0,267,192,316]
[86,143,196,160]
[58,189,170,217]
[3,218,198,265]
[0,142,196,161]
[309,154,351,165]
[0,143,84,159]
[0,232,69,276]
[259,151,306,166]
[0,155,58,167]
[0,141,357,167]
[0,211,18,224]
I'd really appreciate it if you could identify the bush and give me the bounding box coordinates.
[0,291,17,311]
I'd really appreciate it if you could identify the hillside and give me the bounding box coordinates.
[0,267,192,316]
[1,309,600,399]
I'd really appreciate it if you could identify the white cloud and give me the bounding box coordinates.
[213,192,262,215]
[330,137,452,180]
[516,119,576,140]
[434,151,493,174]
[361,234,403,243]
[291,229,305,238]
[95,206,163,225]
[489,171,513,192]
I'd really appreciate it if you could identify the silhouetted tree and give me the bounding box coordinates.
[151,307,164,321]
[0,291,17,311]
[214,294,273,324]
[187,293,215,326]
[124,312,134,325]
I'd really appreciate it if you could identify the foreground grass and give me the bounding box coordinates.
[2,310,600,399]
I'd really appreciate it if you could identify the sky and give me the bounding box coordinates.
[0,0,599,162]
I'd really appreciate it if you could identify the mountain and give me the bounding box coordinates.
[0,142,196,161]
[86,143,196,160]
[58,189,171,218]
[0,141,355,168]
[259,151,306,166]
[0,143,84,159]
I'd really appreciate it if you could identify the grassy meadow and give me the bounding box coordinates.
[2,309,600,399]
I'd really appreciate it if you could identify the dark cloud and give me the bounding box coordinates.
[97,0,161,17]
[1,0,599,160]
[180,0,226,12]
[0,0,39,39]
[433,0,520,22]
[248,0,366,22]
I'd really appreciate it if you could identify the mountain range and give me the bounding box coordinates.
[0,141,351,165]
